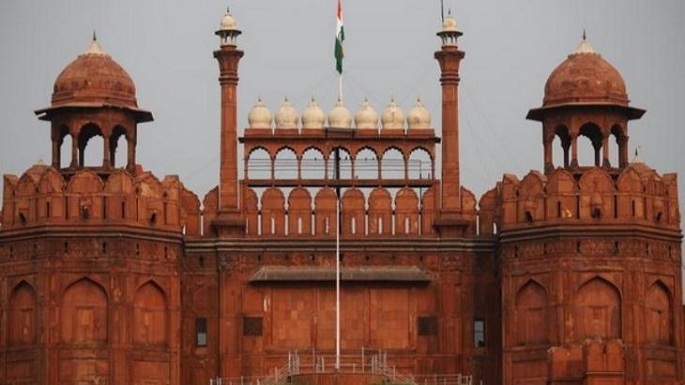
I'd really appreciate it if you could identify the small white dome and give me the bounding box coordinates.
[301,98,325,129]
[274,97,299,129]
[354,99,378,129]
[407,98,431,129]
[219,10,238,31]
[247,98,272,129]
[327,99,352,128]
[441,13,458,32]
[381,99,404,130]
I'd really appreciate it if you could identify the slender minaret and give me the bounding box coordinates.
[434,12,465,232]
[213,8,245,235]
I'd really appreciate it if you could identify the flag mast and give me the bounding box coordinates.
[334,0,345,372]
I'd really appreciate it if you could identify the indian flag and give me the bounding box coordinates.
[335,0,345,74]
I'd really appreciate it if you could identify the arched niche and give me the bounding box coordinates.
[575,277,621,341]
[61,278,108,344]
[133,281,168,346]
[9,281,37,346]
[341,188,365,236]
[515,280,548,346]
[646,281,672,345]
[244,188,259,235]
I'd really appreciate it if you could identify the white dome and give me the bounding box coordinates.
[327,99,352,128]
[301,98,325,129]
[247,98,272,129]
[219,10,238,31]
[441,13,458,32]
[354,99,378,129]
[274,97,299,129]
[381,99,405,130]
[407,98,431,129]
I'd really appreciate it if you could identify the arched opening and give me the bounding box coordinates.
[247,148,271,180]
[610,125,625,168]
[58,125,72,168]
[552,125,571,168]
[355,147,379,179]
[274,147,298,180]
[78,123,105,168]
[408,148,432,179]
[110,126,128,168]
[327,147,352,181]
[577,123,603,167]
[301,148,325,180]
[381,148,405,179]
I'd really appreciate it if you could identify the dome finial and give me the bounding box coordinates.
[85,31,106,55]
[572,30,596,55]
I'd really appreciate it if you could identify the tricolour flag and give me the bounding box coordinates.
[335,0,345,74]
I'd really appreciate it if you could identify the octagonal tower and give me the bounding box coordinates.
[493,35,684,385]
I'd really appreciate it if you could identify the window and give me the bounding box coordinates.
[474,319,485,347]
[418,316,438,336]
[243,317,263,336]
[196,317,208,346]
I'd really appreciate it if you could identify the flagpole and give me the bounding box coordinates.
[334,0,344,372]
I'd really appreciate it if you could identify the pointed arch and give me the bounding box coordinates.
[515,280,548,346]
[9,281,37,346]
[646,281,672,345]
[61,278,108,344]
[133,280,168,346]
[301,147,326,180]
[575,277,621,341]
[355,147,379,180]
[407,147,433,179]
[78,122,105,167]
[274,147,298,180]
[381,147,405,180]
[577,122,604,167]
[110,125,129,168]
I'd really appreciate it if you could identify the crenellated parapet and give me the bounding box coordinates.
[1,165,201,235]
[495,164,679,232]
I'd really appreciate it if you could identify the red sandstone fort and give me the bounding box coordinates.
[0,8,682,385]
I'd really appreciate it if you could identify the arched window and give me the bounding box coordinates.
[110,126,128,168]
[301,148,325,179]
[355,147,379,179]
[577,123,603,167]
[247,148,271,180]
[381,148,405,179]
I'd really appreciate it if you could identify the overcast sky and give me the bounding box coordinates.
[1,1,684,221]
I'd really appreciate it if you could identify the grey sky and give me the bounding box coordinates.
[1,1,684,223]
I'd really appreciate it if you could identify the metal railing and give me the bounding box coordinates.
[210,349,474,385]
